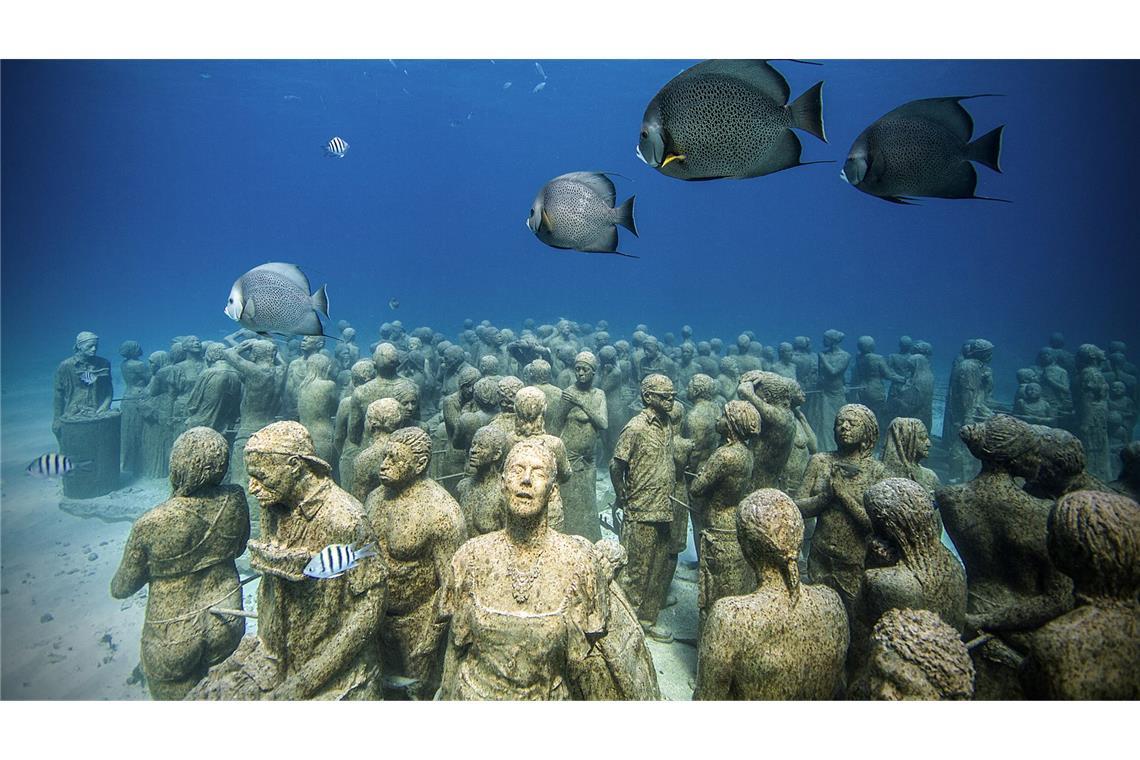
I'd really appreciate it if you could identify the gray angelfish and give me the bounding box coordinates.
[841,95,1006,204]
[224,262,330,337]
[637,60,827,181]
[526,172,639,258]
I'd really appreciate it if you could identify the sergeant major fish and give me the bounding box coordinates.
[304,542,379,579]
[841,95,1006,204]
[527,172,638,258]
[637,60,827,181]
[324,136,349,158]
[224,262,331,337]
[26,453,91,478]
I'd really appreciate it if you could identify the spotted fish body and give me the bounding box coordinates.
[527,172,638,258]
[638,60,827,181]
[225,262,330,337]
[304,542,378,579]
[841,96,1005,204]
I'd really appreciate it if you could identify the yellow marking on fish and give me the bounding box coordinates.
[541,209,554,231]
[661,153,686,167]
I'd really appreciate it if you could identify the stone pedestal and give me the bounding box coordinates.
[60,411,121,498]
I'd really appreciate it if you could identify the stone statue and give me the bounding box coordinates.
[694,489,848,700]
[222,339,286,490]
[1048,331,1077,378]
[683,374,722,549]
[1014,382,1056,427]
[770,342,797,381]
[943,339,996,482]
[885,336,915,393]
[809,329,851,452]
[190,422,386,700]
[910,341,936,433]
[732,333,761,373]
[351,398,405,503]
[334,360,377,491]
[737,370,799,490]
[715,356,740,405]
[111,427,250,700]
[879,417,940,496]
[796,404,886,624]
[781,385,818,496]
[1111,441,1140,502]
[523,358,564,434]
[486,375,524,442]
[690,400,760,630]
[853,336,905,436]
[556,352,608,541]
[1020,490,1140,699]
[184,343,242,435]
[435,365,482,491]
[1035,348,1073,421]
[937,415,1073,699]
[852,479,967,687]
[347,343,418,455]
[171,336,206,434]
[456,424,509,536]
[1024,426,1110,501]
[284,335,327,420]
[143,350,182,480]
[364,426,466,699]
[119,340,150,476]
[612,374,677,642]
[439,439,609,700]
[52,330,113,444]
[863,608,974,700]
[514,386,572,533]
[1074,344,1111,482]
[790,336,819,403]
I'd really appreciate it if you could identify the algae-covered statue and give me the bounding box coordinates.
[334,360,377,491]
[1023,426,1110,501]
[222,339,286,489]
[111,427,249,700]
[853,335,905,435]
[809,329,851,451]
[879,417,940,496]
[364,426,467,700]
[439,439,609,700]
[1111,441,1140,502]
[694,489,848,700]
[189,422,386,700]
[350,398,405,503]
[1074,343,1111,482]
[524,358,564,434]
[683,374,722,547]
[943,338,995,482]
[53,331,114,444]
[514,386,573,533]
[1020,490,1140,699]
[555,351,608,540]
[737,370,799,490]
[456,424,509,536]
[284,335,326,420]
[937,414,1073,700]
[184,342,242,435]
[119,340,150,476]
[297,354,340,469]
[863,608,974,701]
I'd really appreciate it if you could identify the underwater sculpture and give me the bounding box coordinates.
[524,358,564,434]
[943,338,995,482]
[222,339,286,490]
[118,340,150,476]
[347,343,418,456]
[790,336,819,399]
[334,359,377,490]
[53,331,114,437]
[937,415,1073,700]
[796,404,887,624]
[1111,441,1140,502]
[1074,344,1111,482]
[781,383,818,496]
[486,375,524,442]
[284,335,327,420]
[297,353,340,470]
[350,398,405,503]
[683,374,722,549]
[52,330,120,495]
[1014,382,1056,427]
[184,342,242,435]
[514,386,572,533]
[690,400,760,629]
[909,340,936,433]
[439,439,609,700]
[809,329,851,452]
[1023,426,1110,501]
[171,336,206,433]
[111,427,249,700]
[555,351,608,541]
[879,417,940,496]
[190,422,386,700]
[1020,490,1140,699]
[612,374,678,642]
[457,424,509,536]
[694,489,848,700]
[364,426,466,700]
[737,370,799,490]
[853,336,906,435]
[863,608,975,700]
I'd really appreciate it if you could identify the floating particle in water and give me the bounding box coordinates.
[535,62,547,80]
[503,81,512,90]
[283,94,301,101]
[532,82,546,94]
[199,73,211,80]
[388,59,398,69]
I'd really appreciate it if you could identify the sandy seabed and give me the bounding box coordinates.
[0,382,699,701]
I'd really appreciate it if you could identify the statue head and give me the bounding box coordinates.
[697,341,711,357]
[457,365,481,401]
[640,374,675,417]
[378,426,431,488]
[823,329,845,349]
[719,356,738,377]
[866,608,974,700]
[558,319,574,339]
[443,344,466,369]
[1049,490,1140,601]
[737,489,803,600]
[524,359,552,385]
[966,338,994,363]
[680,342,695,362]
[913,341,932,357]
[857,336,875,354]
[709,338,723,355]
[687,373,716,402]
[1049,332,1066,350]
[631,330,647,347]
[498,376,524,413]
[245,421,331,508]
[501,438,558,524]
[736,333,751,353]
[960,415,1040,479]
[1036,348,1055,368]
[884,417,932,466]
[793,336,810,352]
[834,404,879,456]
[514,386,547,429]
[148,350,168,372]
[863,478,939,562]
[1025,382,1043,402]
[468,424,508,472]
[342,327,356,343]
[366,398,404,438]
[594,331,610,349]
[898,335,913,353]
[204,343,226,365]
[74,331,99,358]
[599,345,617,366]
[479,354,500,377]
[473,377,500,411]
[663,332,676,347]
[250,339,277,364]
[170,427,230,496]
[351,359,377,387]
[777,342,793,362]
[393,382,420,422]
[305,352,334,382]
[1016,368,1038,386]
[373,342,400,374]
[718,400,761,444]
[1076,343,1106,370]
[574,351,598,387]
[1028,426,1086,496]
[300,335,325,354]
[119,340,142,360]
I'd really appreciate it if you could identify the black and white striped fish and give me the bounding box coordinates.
[303,542,378,579]
[26,453,90,478]
[324,136,349,158]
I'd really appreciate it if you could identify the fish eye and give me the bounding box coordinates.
[640,130,648,139]
[228,298,233,303]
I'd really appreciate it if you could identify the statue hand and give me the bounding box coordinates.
[248,540,309,581]
[560,389,578,406]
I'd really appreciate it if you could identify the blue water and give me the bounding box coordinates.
[3,60,1139,397]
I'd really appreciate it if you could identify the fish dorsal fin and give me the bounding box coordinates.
[678,60,790,104]
[555,171,616,206]
[248,262,311,292]
[882,97,981,141]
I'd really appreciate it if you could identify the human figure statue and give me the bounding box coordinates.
[456,424,509,536]
[1015,382,1056,427]
[695,341,719,377]
[486,375,524,442]
[52,330,114,444]
[790,336,819,401]
[453,377,502,461]
[189,422,386,700]
[886,336,915,392]
[347,343,418,455]
[119,340,150,476]
[731,334,761,373]
[435,365,481,491]
[556,352,608,541]
[364,426,466,700]
[597,345,628,461]
[477,354,501,387]
[1074,343,1111,482]
[281,336,325,421]
[1111,441,1140,502]
[513,387,573,533]
[715,356,740,405]
[554,346,578,388]
[879,417,940,496]
[439,439,609,700]
[184,343,243,435]
[438,344,475,397]
[863,608,974,701]
[1048,332,1077,378]
[1020,490,1140,699]
[171,336,207,434]
[943,338,995,482]
[937,415,1073,699]
[1023,425,1110,501]
[781,385,818,496]
[351,398,405,503]
[770,342,797,381]
[909,341,936,433]
[524,358,564,434]
[851,478,967,687]
[853,336,905,435]
[1107,380,1136,450]
[222,339,286,490]
[335,360,378,491]
[737,371,799,491]
[1035,348,1072,422]
[808,329,851,452]
[143,350,184,480]
[635,338,676,385]
[795,404,886,625]
[111,427,249,700]
[690,401,760,630]
[683,374,722,550]
[694,489,848,700]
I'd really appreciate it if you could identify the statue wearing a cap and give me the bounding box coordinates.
[52,330,114,443]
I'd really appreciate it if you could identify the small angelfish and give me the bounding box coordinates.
[304,542,379,579]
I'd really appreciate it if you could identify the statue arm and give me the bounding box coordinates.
[585,392,608,431]
[820,351,849,379]
[795,456,829,517]
[609,458,629,508]
[110,524,149,599]
[346,395,365,447]
[333,401,349,453]
[968,571,1073,634]
[690,450,724,498]
[222,346,256,373]
[692,603,734,700]
[416,510,467,663]
[556,441,573,482]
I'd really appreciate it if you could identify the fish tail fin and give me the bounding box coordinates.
[354,542,379,560]
[967,125,1004,173]
[311,285,330,317]
[608,250,641,259]
[789,81,826,143]
[615,195,638,237]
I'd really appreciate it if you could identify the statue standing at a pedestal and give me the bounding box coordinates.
[53,331,113,444]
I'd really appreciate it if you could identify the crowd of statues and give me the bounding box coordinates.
[65,317,1137,700]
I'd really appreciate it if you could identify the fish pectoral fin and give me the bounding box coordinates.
[540,208,554,232]
[660,153,686,167]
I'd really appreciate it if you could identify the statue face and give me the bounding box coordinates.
[916,429,932,459]
[867,646,942,701]
[398,395,418,420]
[574,362,595,386]
[501,450,553,521]
[184,337,202,354]
[245,453,296,508]
[835,410,868,448]
[468,436,497,469]
[79,339,98,358]
[379,442,418,487]
[643,388,675,417]
[644,342,659,358]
